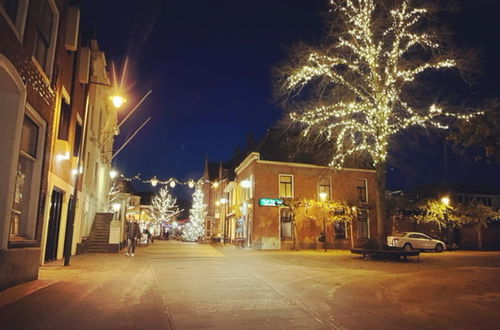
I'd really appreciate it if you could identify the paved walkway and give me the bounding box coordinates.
[3,241,500,330]
[0,241,332,330]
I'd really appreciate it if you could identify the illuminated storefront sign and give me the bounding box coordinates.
[259,198,284,207]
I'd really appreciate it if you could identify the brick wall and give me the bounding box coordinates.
[238,158,378,249]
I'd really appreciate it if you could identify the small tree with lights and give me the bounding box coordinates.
[183,185,207,242]
[152,187,179,223]
[278,0,479,246]
[293,198,355,249]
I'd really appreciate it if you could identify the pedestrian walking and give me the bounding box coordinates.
[125,220,140,257]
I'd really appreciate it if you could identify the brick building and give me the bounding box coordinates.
[200,159,232,240]
[215,152,379,250]
[0,0,82,289]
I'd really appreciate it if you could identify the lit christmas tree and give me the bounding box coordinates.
[280,0,479,244]
[182,185,206,242]
[152,187,178,223]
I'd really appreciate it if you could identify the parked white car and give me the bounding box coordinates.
[387,232,446,252]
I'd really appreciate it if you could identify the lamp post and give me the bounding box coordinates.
[220,198,227,247]
[319,192,328,252]
[441,196,451,246]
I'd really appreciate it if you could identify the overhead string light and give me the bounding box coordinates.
[118,173,212,188]
[286,0,481,168]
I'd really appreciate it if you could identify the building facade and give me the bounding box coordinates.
[73,39,116,254]
[206,152,379,250]
[0,0,81,289]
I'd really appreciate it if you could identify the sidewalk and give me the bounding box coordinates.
[0,245,171,330]
[0,241,332,330]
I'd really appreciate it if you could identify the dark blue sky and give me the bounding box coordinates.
[80,0,500,190]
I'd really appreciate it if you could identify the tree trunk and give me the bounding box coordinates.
[476,224,483,250]
[375,162,387,249]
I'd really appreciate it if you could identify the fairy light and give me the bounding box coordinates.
[151,187,178,223]
[286,0,480,168]
[182,184,206,242]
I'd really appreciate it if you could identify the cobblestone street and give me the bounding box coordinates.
[1,241,500,330]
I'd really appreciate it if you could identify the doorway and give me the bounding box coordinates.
[45,189,64,262]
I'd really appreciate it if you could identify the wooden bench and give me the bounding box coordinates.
[350,248,420,261]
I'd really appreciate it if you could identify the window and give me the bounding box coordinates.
[279,174,293,198]
[33,0,58,76]
[58,98,71,140]
[334,221,347,239]
[73,123,82,157]
[10,113,44,239]
[20,116,38,157]
[318,178,331,200]
[0,0,18,22]
[357,208,369,239]
[280,208,292,238]
[0,0,28,39]
[356,179,368,203]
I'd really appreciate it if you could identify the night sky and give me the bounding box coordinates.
[80,0,500,191]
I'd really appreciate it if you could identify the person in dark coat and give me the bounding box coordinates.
[125,221,140,257]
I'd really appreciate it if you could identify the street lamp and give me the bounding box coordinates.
[220,198,228,247]
[441,195,451,246]
[112,202,121,220]
[109,94,127,109]
[319,192,328,252]
[109,169,118,179]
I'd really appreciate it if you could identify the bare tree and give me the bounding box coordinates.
[277,0,479,246]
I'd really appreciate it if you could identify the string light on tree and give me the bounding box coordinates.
[151,187,179,223]
[281,0,481,245]
[182,184,207,242]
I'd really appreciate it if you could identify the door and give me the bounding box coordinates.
[45,189,64,262]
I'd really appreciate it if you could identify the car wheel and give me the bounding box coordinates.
[435,243,443,253]
[403,243,412,251]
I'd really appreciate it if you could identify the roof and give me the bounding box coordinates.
[204,159,233,181]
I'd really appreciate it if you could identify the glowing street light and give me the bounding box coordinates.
[169,180,176,188]
[319,192,328,201]
[110,169,118,179]
[109,94,127,109]
[151,176,159,187]
[112,203,121,212]
[212,181,219,188]
[188,180,195,188]
[441,196,450,206]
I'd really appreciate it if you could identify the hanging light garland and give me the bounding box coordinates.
[119,173,212,189]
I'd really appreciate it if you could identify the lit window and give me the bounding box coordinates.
[279,175,293,198]
[318,178,331,200]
